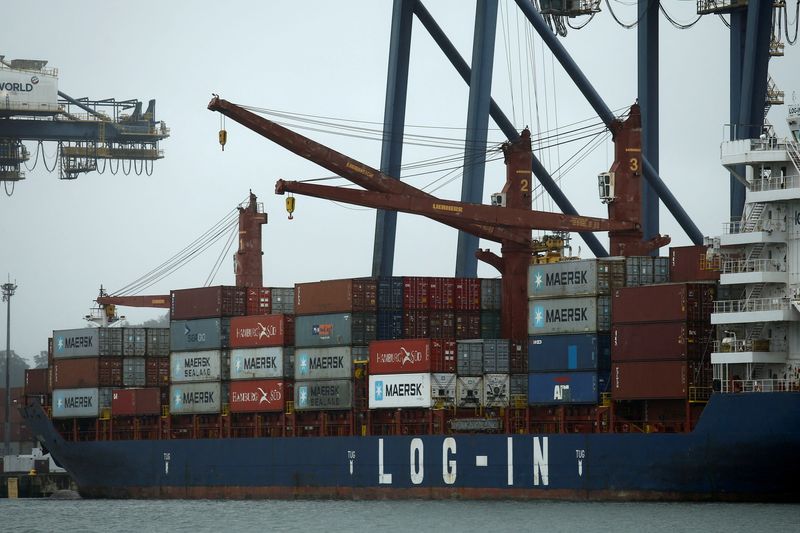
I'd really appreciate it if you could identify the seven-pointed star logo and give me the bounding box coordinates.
[534,271,543,289]
[57,398,63,408]
[298,386,308,406]
[299,354,309,375]
[533,306,544,328]
[56,337,65,351]
[174,390,183,406]
[374,381,384,401]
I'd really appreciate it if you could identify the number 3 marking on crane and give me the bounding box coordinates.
[629,158,639,172]
[520,179,529,192]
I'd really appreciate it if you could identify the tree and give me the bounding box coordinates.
[33,350,48,369]
[139,312,169,328]
[0,350,30,388]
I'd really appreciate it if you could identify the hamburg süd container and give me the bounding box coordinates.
[170,350,227,383]
[294,278,376,315]
[111,388,161,416]
[612,361,688,400]
[456,376,484,408]
[612,322,710,361]
[294,313,353,347]
[431,373,456,406]
[483,373,510,407]
[612,283,715,324]
[369,338,432,374]
[52,388,100,418]
[369,373,432,409]
[230,314,295,348]
[170,286,246,320]
[170,382,224,415]
[528,371,600,405]
[294,346,353,380]
[122,357,146,387]
[528,258,624,299]
[170,318,230,352]
[229,379,287,413]
[229,347,286,380]
[294,379,353,410]
[528,333,611,372]
[52,328,123,359]
[528,296,611,335]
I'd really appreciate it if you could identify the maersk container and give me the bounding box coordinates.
[294,346,353,380]
[294,379,352,411]
[484,374,510,407]
[369,373,432,409]
[170,350,227,383]
[170,382,224,415]
[52,388,100,418]
[229,379,287,413]
[528,371,599,405]
[112,388,161,416]
[170,286,246,320]
[431,373,456,406]
[480,278,502,311]
[122,357,146,387]
[528,333,611,372]
[170,318,229,352]
[229,314,294,348]
[456,376,483,407]
[270,287,295,314]
[456,340,484,376]
[528,259,625,299]
[527,296,611,335]
[229,347,285,380]
[294,313,353,347]
[52,328,123,359]
[483,339,510,373]
[145,328,170,357]
[369,339,431,374]
[377,310,403,340]
[123,328,146,357]
[377,276,404,310]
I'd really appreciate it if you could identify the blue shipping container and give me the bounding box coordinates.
[294,313,353,347]
[378,277,404,310]
[528,334,610,372]
[377,310,403,340]
[528,371,600,405]
[170,318,229,352]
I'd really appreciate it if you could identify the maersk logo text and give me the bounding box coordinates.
[545,308,587,323]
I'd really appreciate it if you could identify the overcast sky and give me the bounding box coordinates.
[2,1,799,364]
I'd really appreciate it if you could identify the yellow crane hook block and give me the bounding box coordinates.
[286,196,295,220]
[219,129,227,151]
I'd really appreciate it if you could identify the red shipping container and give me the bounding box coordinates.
[669,245,719,282]
[612,283,713,324]
[99,357,124,387]
[431,338,457,373]
[295,279,352,315]
[612,361,688,400]
[230,314,295,348]
[145,358,170,387]
[403,277,429,309]
[171,286,247,320]
[25,368,49,395]
[429,310,455,339]
[612,322,712,361]
[455,278,481,311]
[112,388,161,416]
[352,278,378,311]
[246,287,272,315]
[403,310,430,338]
[53,357,100,388]
[370,339,432,374]
[229,379,287,413]
[428,278,456,310]
[455,311,481,339]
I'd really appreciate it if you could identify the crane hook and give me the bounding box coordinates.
[218,114,227,151]
[286,195,295,220]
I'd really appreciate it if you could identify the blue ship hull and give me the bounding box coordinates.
[21,392,800,501]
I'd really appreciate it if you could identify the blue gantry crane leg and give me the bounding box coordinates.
[638,0,659,252]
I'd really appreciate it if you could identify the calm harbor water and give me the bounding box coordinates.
[1,499,798,532]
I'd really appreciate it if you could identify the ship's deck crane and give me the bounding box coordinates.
[208,96,669,347]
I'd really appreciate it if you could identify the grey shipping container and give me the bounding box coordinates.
[654,257,670,283]
[431,373,456,407]
[484,373,510,407]
[123,328,146,357]
[170,382,225,414]
[480,278,502,310]
[122,357,146,387]
[528,296,611,335]
[271,288,295,314]
[170,318,230,352]
[170,350,228,383]
[456,376,484,408]
[294,379,353,410]
[625,256,654,287]
[52,388,100,418]
[528,259,625,299]
[294,346,353,380]
[510,374,528,402]
[146,328,170,357]
[351,312,377,345]
[483,339,510,373]
[294,313,353,347]
[456,340,484,376]
[229,347,285,380]
[52,328,123,359]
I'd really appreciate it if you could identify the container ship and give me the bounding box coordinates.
[19,100,800,501]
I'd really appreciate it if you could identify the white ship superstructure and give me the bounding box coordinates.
[710,107,800,392]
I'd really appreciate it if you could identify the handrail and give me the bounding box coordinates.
[720,379,799,393]
[721,258,782,274]
[722,219,785,235]
[713,297,791,313]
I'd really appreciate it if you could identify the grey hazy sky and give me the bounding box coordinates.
[2,1,799,363]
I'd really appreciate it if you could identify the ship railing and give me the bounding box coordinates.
[750,175,800,192]
[688,386,713,403]
[713,297,791,314]
[712,338,771,352]
[720,378,800,393]
[722,218,785,235]
[720,258,782,274]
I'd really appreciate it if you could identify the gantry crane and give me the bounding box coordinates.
[208,96,669,347]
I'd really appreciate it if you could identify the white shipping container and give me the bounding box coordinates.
[230,347,285,380]
[170,382,223,414]
[369,373,432,409]
[431,373,457,407]
[484,374,510,407]
[456,376,484,408]
[170,350,223,383]
[52,388,100,418]
[0,67,59,112]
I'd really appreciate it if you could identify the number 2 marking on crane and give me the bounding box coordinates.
[520,179,529,192]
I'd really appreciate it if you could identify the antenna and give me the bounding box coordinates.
[2,277,18,456]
